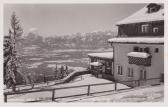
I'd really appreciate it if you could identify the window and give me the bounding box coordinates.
[141,24,149,33]
[133,47,139,52]
[155,48,159,53]
[127,68,133,77]
[144,47,150,53]
[139,48,143,52]
[117,65,123,75]
[153,27,159,33]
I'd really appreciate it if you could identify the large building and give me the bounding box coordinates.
[108,3,164,87]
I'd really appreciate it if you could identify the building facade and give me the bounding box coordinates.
[108,3,164,87]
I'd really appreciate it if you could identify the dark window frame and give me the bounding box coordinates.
[117,65,123,75]
[155,48,159,53]
[133,46,139,52]
[144,47,150,53]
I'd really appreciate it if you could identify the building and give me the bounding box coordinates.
[108,3,164,87]
[88,52,114,81]
[117,3,164,37]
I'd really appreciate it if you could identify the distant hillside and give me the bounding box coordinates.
[19,30,117,52]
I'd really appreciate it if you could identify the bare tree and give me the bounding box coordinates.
[4,12,23,91]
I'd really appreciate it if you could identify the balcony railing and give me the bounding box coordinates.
[128,56,151,66]
[127,52,151,66]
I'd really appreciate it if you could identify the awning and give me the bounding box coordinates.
[127,52,150,58]
[90,62,103,66]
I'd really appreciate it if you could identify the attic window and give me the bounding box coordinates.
[147,3,161,13]
[141,24,149,33]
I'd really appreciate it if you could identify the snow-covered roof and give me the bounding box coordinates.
[90,62,103,66]
[127,52,150,58]
[88,52,113,59]
[108,37,164,44]
[117,4,164,25]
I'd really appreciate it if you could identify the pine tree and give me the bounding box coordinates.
[4,12,23,91]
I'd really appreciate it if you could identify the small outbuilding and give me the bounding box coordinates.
[88,52,114,81]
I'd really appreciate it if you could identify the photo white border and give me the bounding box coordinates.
[0,0,167,107]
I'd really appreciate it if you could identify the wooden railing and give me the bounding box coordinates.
[4,77,161,102]
[4,82,117,102]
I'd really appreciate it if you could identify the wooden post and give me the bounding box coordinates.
[52,89,55,101]
[114,82,117,91]
[87,85,90,96]
[4,94,7,102]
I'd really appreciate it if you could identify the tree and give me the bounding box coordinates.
[4,12,23,91]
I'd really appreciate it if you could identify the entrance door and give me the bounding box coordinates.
[139,69,147,85]
[140,70,146,80]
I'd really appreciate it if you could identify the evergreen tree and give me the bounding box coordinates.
[4,12,23,91]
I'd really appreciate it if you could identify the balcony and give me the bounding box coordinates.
[127,52,151,66]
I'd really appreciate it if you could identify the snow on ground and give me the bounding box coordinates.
[73,58,89,64]
[44,60,74,63]
[77,84,163,102]
[23,45,40,50]
[27,62,43,68]
[51,48,113,53]
[68,66,86,71]
[47,64,86,71]
[29,58,43,61]
[6,74,130,102]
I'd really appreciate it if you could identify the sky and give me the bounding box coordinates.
[4,4,146,37]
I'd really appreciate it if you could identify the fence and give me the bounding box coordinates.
[4,77,161,102]
[4,70,90,92]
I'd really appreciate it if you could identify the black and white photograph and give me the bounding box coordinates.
[2,0,165,104]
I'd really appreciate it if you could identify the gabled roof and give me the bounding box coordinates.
[108,37,164,44]
[117,4,164,25]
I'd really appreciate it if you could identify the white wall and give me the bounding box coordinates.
[112,43,164,85]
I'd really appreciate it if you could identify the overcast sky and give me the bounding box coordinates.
[4,4,146,37]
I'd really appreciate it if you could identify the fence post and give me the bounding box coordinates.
[87,85,90,96]
[4,94,7,102]
[114,82,117,91]
[52,89,55,101]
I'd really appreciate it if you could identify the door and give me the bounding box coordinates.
[139,69,147,85]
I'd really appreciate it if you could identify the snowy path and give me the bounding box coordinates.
[6,74,130,102]
[74,84,164,102]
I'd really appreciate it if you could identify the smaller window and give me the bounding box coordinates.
[117,65,123,75]
[144,47,150,53]
[127,68,133,77]
[153,27,159,33]
[133,47,139,52]
[155,48,159,53]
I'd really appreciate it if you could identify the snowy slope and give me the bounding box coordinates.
[6,74,129,102]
